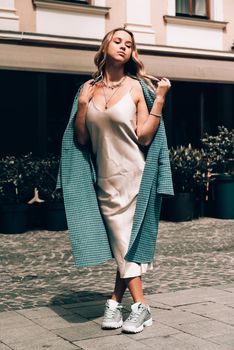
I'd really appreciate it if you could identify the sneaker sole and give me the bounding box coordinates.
[102,319,123,330]
[122,318,153,333]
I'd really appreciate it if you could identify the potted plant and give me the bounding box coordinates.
[161,145,208,221]
[0,154,35,233]
[201,126,234,219]
[37,154,67,231]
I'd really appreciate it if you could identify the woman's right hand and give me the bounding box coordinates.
[78,79,95,105]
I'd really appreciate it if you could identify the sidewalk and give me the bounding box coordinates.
[1,284,234,350]
[1,217,234,349]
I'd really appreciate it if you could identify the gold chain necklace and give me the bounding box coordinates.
[102,76,127,110]
[102,75,126,90]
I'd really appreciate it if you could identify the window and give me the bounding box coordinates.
[56,0,90,3]
[176,0,209,19]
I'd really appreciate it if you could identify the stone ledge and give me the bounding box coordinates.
[33,0,110,16]
[1,30,234,61]
[164,15,228,30]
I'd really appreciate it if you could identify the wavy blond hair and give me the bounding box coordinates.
[93,27,158,91]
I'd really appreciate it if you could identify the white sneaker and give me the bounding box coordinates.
[101,299,123,329]
[122,302,152,333]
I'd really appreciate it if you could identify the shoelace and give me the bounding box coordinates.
[127,305,145,322]
[105,305,122,318]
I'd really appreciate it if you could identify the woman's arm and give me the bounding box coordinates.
[136,78,171,146]
[74,79,95,145]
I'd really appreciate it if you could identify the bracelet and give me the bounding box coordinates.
[150,112,161,118]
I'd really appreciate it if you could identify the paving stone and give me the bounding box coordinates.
[140,334,203,350]
[0,343,12,350]
[53,322,121,342]
[174,319,234,339]
[142,335,232,350]
[0,312,33,330]
[0,311,19,320]
[209,294,234,307]
[146,291,209,307]
[213,284,234,291]
[124,320,179,340]
[224,301,234,308]
[32,314,87,330]
[144,301,172,311]
[72,304,104,319]
[200,309,234,325]
[172,332,234,350]
[71,300,131,320]
[86,315,104,325]
[61,300,106,309]
[151,308,207,326]
[8,337,80,350]
[146,287,233,307]
[0,325,56,345]
[208,333,234,347]
[16,306,73,319]
[177,301,232,317]
[74,334,151,350]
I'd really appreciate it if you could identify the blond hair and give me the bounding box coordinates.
[93,27,158,91]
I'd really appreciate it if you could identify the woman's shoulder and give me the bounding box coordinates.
[128,76,143,92]
[128,76,155,99]
[128,76,154,90]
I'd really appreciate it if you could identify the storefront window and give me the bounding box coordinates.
[176,0,209,18]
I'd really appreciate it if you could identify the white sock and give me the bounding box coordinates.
[108,299,119,308]
[133,302,141,307]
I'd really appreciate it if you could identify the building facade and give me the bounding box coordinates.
[0,0,234,155]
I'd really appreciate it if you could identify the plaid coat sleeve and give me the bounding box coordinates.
[57,79,173,267]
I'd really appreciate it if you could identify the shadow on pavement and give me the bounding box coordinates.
[49,290,111,323]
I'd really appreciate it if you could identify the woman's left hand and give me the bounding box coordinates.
[155,78,171,99]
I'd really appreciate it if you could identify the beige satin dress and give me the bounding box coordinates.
[86,91,153,278]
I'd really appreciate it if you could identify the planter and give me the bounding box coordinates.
[161,193,195,222]
[42,201,68,231]
[28,203,44,229]
[206,174,234,219]
[193,198,204,219]
[0,203,30,234]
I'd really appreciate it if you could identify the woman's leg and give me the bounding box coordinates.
[111,273,145,304]
[102,270,125,329]
[111,270,127,303]
[122,276,152,333]
[125,276,144,303]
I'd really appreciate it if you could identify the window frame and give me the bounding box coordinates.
[56,0,92,4]
[176,0,210,20]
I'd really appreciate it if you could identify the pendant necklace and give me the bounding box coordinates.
[102,76,127,110]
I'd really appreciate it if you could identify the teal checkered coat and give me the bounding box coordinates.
[57,78,174,267]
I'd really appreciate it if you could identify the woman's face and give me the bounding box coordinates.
[106,30,133,65]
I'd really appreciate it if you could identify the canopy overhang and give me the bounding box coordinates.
[0,31,233,83]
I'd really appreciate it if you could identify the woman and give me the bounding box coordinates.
[57,27,173,334]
